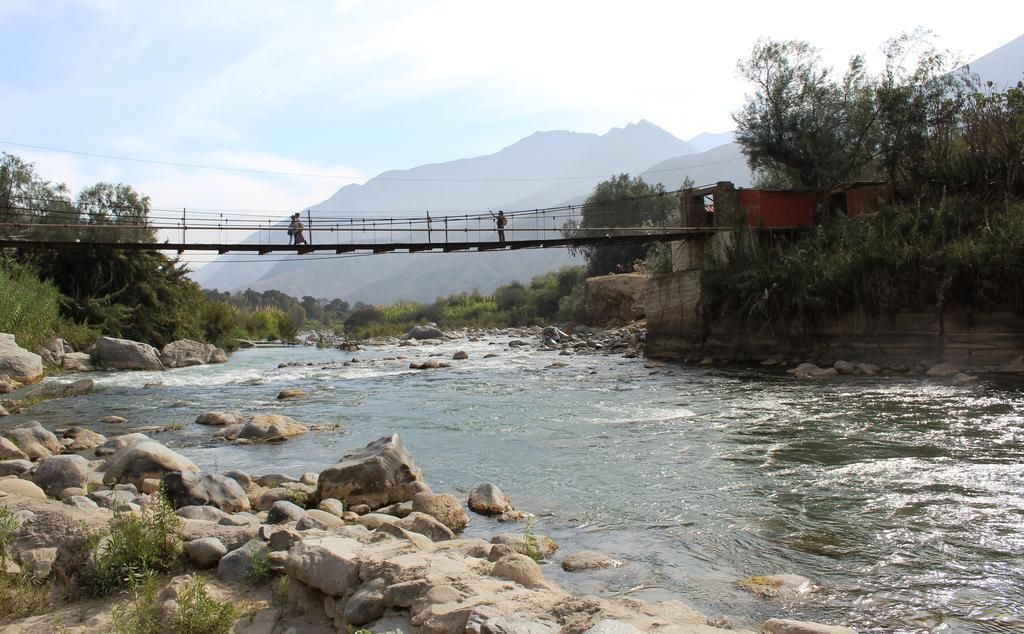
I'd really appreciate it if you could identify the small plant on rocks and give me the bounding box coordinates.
[246,546,270,584]
[82,487,182,597]
[522,516,541,562]
[169,575,238,634]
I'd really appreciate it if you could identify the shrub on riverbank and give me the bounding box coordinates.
[82,491,182,597]
[0,259,61,350]
[343,266,585,338]
[703,200,1024,339]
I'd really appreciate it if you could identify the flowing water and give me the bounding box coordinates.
[5,338,1023,633]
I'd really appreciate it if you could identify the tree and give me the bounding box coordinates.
[568,174,678,276]
[733,39,878,190]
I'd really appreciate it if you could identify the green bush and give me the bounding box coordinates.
[703,201,1024,339]
[0,259,61,350]
[82,490,182,597]
[169,575,238,634]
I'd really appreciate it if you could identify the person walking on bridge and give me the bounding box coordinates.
[490,209,508,244]
[289,213,307,245]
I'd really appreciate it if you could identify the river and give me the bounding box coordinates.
[5,336,1023,633]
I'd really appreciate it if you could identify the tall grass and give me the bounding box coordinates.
[703,201,1024,340]
[0,259,61,350]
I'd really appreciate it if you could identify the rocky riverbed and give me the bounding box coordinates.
[2,325,1023,632]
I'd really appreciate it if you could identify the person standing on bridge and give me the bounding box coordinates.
[490,210,508,244]
[289,213,307,245]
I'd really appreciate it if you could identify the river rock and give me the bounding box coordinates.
[267,500,307,524]
[0,333,43,383]
[926,362,959,377]
[0,459,33,477]
[184,537,229,568]
[409,360,450,370]
[412,492,470,533]
[161,339,228,368]
[490,533,559,559]
[217,540,265,583]
[561,550,623,572]
[284,536,362,596]
[5,421,61,460]
[316,433,427,510]
[402,325,443,340]
[194,411,244,426]
[0,437,28,461]
[32,454,90,497]
[951,372,978,386]
[94,432,150,456]
[61,426,107,451]
[101,440,199,488]
[317,498,346,518]
[761,619,857,634]
[395,511,455,542]
[0,478,46,499]
[490,553,544,588]
[344,579,387,625]
[453,351,469,360]
[92,336,164,371]
[175,505,229,522]
[790,363,838,379]
[62,352,94,372]
[33,337,66,368]
[583,620,642,634]
[832,360,854,374]
[163,471,251,512]
[216,414,309,443]
[733,573,815,599]
[468,483,514,516]
[277,389,309,400]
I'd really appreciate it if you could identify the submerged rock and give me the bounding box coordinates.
[761,618,856,634]
[790,363,838,380]
[733,573,815,599]
[561,550,624,572]
[216,414,309,443]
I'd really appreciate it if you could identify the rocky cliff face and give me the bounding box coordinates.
[584,274,649,325]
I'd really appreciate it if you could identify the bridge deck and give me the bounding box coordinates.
[0,228,720,255]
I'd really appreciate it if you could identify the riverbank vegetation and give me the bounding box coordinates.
[342,266,586,338]
[703,32,1024,338]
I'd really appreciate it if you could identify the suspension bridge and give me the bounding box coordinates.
[0,195,724,256]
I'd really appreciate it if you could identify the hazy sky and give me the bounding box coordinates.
[1,0,1021,218]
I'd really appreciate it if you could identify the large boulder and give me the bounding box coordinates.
[61,427,107,452]
[101,440,199,488]
[4,421,61,461]
[161,339,228,368]
[32,454,91,497]
[584,274,649,325]
[316,434,427,510]
[163,471,251,512]
[92,337,164,371]
[0,333,43,383]
[402,324,443,340]
[215,414,309,443]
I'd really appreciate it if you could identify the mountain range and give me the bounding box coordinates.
[191,33,1023,304]
[192,121,750,303]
